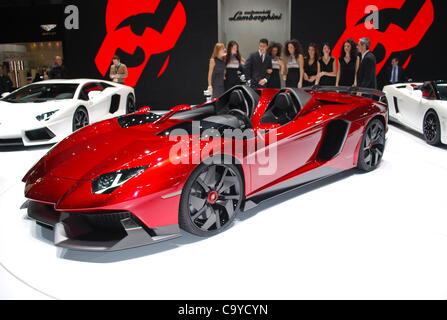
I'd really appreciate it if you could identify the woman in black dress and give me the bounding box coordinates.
[284,39,304,88]
[207,43,227,99]
[336,38,360,87]
[317,43,337,86]
[267,42,283,89]
[225,41,245,91]
[303,43,320,87]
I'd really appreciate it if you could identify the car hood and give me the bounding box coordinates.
[24,116,188,182]
[0,100,73,121]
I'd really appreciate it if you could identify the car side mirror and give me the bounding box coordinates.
[1,92,10,98]
[88,90,102,101]
[138,106,151,113]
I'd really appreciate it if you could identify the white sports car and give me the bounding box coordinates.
[383,80,447,145]
[0,79,136,147]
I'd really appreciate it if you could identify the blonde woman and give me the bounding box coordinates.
[207,43,227,99]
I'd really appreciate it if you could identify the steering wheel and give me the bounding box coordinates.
[228,109,252,129]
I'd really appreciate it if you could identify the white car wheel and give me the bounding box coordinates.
[72,107,89,132]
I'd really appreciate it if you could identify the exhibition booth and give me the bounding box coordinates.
[1,0,447,301]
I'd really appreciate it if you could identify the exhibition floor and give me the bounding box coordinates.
[1,123,447,300]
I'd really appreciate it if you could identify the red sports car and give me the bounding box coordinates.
[23,86,388,251]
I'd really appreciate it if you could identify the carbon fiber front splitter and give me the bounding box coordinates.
[27,201,181,252]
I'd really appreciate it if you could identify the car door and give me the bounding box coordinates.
[248,92,323,192]
[406,84,437,130]
[392,86,421,129]
[78,82,112,122]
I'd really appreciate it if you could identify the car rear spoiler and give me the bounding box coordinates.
[303,85,388,104]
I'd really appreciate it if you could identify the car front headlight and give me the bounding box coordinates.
[92,166,149,194]
[36,110,59,121]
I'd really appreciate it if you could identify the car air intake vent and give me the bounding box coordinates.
[316,99,344,105]
[0,138,24,146]
[317,120,350,161]
[118,113,162,128]
[82,212,132,231]
[25,128,55,141]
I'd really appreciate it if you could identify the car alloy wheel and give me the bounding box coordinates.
[180,163,243,236]
[72,108,89,131]
[423,111,441,146]
[358,119,385,172]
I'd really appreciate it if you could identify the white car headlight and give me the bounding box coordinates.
[36,110,59,121]
[92,166,149,194]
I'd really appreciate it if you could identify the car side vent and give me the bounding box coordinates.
[317,120,350,161]
[109,94,121,114]
[316,99,344,105]
[118,113,162,128]
[393,96,400,113]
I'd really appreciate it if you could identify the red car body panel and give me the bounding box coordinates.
[23,86,388,251]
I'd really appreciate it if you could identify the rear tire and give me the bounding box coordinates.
[72,107,89,132]
[179,162,244,237]
[357,119,385,172]
[126,94,136,114]
[423,110,441,146]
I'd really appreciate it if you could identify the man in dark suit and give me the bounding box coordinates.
[244,39,273,88]
[48,56,69,79]
[357,38,377,89]
[383,58,408,86]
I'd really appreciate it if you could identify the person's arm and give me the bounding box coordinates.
[336,60,341,86]
[110,66,116,80]
[315,61,321,84]
[118,65,129,79]
[207,58,215,91]
[259,57,273,86]
[304,72,309,81]
[278,58,284,77]
[325,59,338,78]
[264,56,273,82]
[298,55,304,88]
[359,56,374,87]
[353,56,360,87]
[243,54,253,82]
[282,57,288,81]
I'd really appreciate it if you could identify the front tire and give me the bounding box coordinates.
[179,163,244,237]
[357,119,385,172]
[423,110,441,146]
[72,107,89,132]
